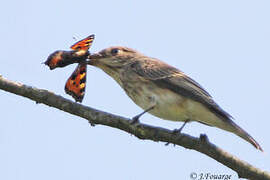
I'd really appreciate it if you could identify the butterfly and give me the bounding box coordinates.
[45,35,94,70]
[45,34,95,102]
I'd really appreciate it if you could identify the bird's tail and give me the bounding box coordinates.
[217,119,263,151]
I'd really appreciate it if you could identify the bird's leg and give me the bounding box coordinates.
[172,119,190,134]
[165,119,190,146]
[130,105,155,124]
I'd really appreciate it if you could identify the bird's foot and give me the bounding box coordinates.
[172,127,183,134]
[165,129,181,146]
[130,115,140,125]
[165,120,190,146]
[130,106,155,125]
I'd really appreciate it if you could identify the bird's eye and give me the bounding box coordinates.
[111,48,119,56]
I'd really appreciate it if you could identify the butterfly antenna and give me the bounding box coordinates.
[72,35,80,41]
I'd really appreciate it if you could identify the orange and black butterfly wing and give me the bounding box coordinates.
[70,34,95,51]
[65,63,87,102]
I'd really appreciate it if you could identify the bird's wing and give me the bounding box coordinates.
[130,58,232,120]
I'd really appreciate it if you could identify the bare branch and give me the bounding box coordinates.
[0,75,269,180]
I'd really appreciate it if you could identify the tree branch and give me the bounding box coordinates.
[0,75,269,180]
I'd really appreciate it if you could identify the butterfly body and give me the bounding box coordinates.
[45,34,95,102]
[45,50,89,70]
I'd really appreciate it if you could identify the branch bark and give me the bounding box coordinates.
[0,75,269,180]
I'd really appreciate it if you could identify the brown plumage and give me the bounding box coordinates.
[88,46,263,151]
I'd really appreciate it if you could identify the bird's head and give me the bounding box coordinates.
[88,46,142,68]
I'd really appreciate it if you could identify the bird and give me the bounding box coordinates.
[88,46,263,151]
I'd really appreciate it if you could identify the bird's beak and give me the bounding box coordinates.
[88,52,103,65]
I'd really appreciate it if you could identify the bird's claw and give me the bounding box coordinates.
[130,115,140,125]
[165,126,185,146]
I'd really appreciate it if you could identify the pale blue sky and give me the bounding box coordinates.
[0,0,269,179]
